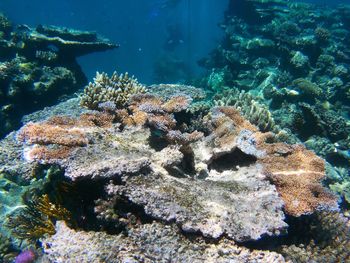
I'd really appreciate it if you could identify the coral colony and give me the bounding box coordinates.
[0,0,350,262]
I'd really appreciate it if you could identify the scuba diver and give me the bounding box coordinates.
[163,23,185,51]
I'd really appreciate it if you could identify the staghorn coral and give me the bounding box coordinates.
[213,88,276,132]
[6,194,70,240]
[80,71,146,110]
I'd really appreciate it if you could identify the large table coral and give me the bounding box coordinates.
[0,14,117,139]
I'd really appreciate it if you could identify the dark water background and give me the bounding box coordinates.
[0,0,347,84]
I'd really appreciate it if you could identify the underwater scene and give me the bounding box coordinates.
[0,0,350,262]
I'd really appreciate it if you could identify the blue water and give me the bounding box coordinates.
[1,0,348,83]
[0,0,229,84]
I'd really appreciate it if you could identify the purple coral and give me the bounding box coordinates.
[15,250,36,263]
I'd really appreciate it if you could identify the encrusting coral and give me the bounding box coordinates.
[80,71,146,110]
[41,221,287,263]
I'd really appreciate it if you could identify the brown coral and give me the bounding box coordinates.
[17,122,88,147]
[210,107,258,149]
[260,144,338,217]
[162,95,192,113]
[17,112,114,162]
[27,146,73,162]
[205,106,338,217]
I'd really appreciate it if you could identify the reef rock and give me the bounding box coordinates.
[15,90,338,243]
[0,80,342,261]
[41,221,288,263]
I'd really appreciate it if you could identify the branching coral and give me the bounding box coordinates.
[6,194,70,240]
[126,93,196,142]
[80,71,146,110]
[291,78,323,99]
[213,88,276,132]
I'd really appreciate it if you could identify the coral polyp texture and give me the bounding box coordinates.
[80,71,146,110]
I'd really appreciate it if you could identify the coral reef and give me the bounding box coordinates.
[200,0,350,209]
[6,194,70,240]
[0,78,345,261]
[15,96,337,239]
[80,71,146,110]
[41,221,288,263]
[213,88,276,132]
[0,14,117,138]
[1,0,349,260]
[281,212,350,262]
